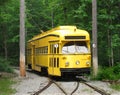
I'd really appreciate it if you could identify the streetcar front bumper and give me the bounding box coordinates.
[60,68,90,75]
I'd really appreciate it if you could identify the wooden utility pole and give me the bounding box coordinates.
[20,0,26,77]
[92,0,98,77]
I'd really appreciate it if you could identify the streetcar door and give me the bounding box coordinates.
[48,42,61,76]
[31,45,35,70]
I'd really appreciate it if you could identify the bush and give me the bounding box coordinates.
[96,64,120,80]
[113,63,120,74]
[113,63,120,79]
[0,57,13,73]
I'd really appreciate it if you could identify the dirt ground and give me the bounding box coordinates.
[12,69,120,95]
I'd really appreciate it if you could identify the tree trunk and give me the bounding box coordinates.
[107,30,111,66]
[3,25,8,60]
[20,0,26,77]
[92,0,98,77]
[111,46,114,66]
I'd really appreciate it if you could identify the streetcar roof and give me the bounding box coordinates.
[28,26,89,42]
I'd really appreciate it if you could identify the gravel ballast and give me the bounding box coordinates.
[12,70,120,95]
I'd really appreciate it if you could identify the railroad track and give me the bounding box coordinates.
[31,76,111,95]
[82,82,110,95]
[13,67,111,95]
[77,76,111,95]
[31,78,80,95]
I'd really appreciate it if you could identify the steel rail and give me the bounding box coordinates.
[82,82,111,95]
[52,80,68,95]
[77,76,111,95]
[32,80,53,95]
[70,81,79,95]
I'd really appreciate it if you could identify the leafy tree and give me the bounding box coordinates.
[0,0,120,68]
[97,0,120,66]
[0,0,19,61]
[0,0,9,5]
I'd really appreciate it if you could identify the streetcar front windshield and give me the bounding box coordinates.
[62,41,89,54]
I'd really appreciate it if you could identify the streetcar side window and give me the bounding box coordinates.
[35,46,48,55]
[43,46,48,54]
[27,49,31,55]
[50,43,59,54]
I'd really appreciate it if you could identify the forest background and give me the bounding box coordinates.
[0,0,120,72]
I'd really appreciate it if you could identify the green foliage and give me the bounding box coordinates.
[0,0,19,59]
[98,0,120,65]
[113,63,120,75]
[96,64,120,80]
[0,0,120,67]
[112,34,120,48]
[110,84,120,91]
[0,0,9,5]
[0,57,13,73]
[97,67,115,80]
[0,77,16,95]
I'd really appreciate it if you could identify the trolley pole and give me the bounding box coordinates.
[92,0,98,77]
[20,0,26,77]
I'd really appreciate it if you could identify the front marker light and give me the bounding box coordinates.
[65,62,69,66]
[76,61,80,65]
[86,62,90,66]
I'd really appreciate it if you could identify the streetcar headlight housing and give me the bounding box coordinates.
[86,61,90,66]
[65,62,69,66]
[76,61,80,65]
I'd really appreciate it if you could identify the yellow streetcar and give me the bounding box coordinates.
[26,26,91,76]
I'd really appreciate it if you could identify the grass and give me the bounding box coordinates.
[0,77,16,95]
[110,84,120,91]
[0,57,17,95]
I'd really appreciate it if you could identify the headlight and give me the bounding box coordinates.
[76,61,80,65]
[65,62,69,66]
[86,61,90,66]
